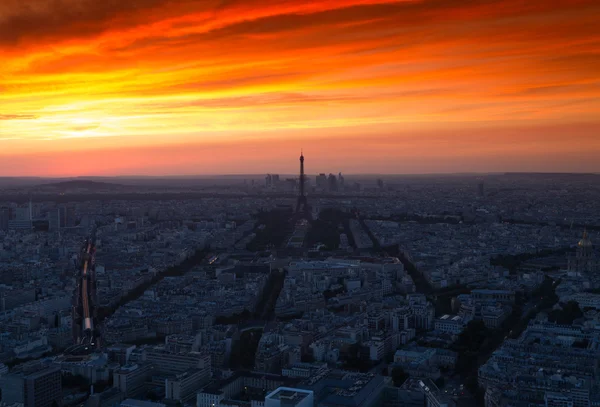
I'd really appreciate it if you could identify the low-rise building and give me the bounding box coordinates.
[434,315,465,335]
[265,387,314,407]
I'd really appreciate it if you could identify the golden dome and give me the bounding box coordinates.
[578,229,593,248]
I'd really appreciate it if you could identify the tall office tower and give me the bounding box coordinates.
[0,207,10,230]
[478,181,485,197]
[0,362,62,407]
[316,173,327,189]
[66,205,76,227]
[9,205,33,230]
[266,174,273,188]
[58,206,67,228]
[80,214,91,231]
[15,206,31,221]
[338,172,345,190]
[48,208,61,231]
[327,173,338,192]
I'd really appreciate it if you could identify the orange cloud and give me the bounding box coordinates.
[1,0,599,176]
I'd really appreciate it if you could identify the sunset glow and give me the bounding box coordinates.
[1,0,599,176]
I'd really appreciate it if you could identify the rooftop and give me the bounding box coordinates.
[472,289,514,294]
[121,399,166,407]
[266,387,312,403]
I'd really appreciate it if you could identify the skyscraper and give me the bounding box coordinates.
[15,206,31,221]
[328,173,338,192]
[9,204,33,230]
[316,174,327,190]
[66,205,76,227]
[338,172,345,190]
[48,208,61,231]
[59,206,67,228]
[0,207,10,231]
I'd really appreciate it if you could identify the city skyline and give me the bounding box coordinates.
[2,0,600,176]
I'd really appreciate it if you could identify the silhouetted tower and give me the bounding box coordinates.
[296,151,310,216]
[328,173,338,192]
[299,152,305,198]
[338,172,345,190]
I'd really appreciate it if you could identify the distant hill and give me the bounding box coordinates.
[37,180,127,190]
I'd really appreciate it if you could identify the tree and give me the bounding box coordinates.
[391,367,409,387]
[464,375,479,394]
[454,320,488,352]
[323,286,345,301]
[94,380,111,393]
[452,320,490,376]
[301,352,314,363]
[435,377,445,389]
[323,289,335,300]
[560,301,583,324]
[146,391,160,401]
[229,329,263,369]
[62,373,89,389]
[548,301,583,325]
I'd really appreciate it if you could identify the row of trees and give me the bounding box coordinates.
[548,301,583,325]
[246,209,293,251]
[304,208,356,250]
[97,247,209,321]
[491,247,571,273]
[229,329,263,369]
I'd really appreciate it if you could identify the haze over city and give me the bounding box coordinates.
[2,0,600,176]
[2,3,600,407]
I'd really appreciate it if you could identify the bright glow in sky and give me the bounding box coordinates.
[1,0,599,176]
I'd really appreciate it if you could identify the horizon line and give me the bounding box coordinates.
[2,171,600,179]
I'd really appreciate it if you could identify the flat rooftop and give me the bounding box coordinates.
[266,387,312,403]
[472,289,513,294]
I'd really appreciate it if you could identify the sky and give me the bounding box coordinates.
[1,0,599,176]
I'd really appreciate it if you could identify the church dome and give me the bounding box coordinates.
[578,230,593,248]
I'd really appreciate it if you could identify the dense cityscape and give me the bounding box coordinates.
[0,153,598,407]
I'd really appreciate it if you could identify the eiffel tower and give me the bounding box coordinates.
[295,150,311,219]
